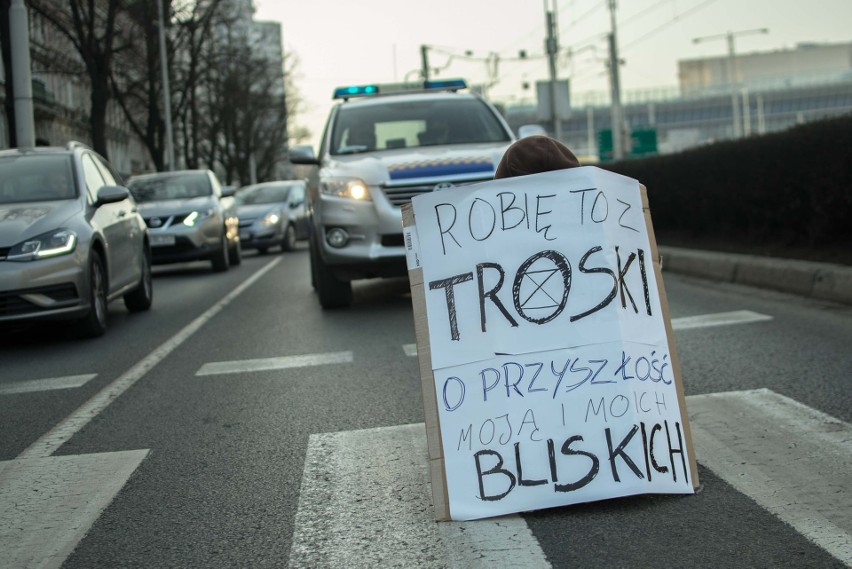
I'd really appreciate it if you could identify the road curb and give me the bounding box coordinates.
[659,246,852,306]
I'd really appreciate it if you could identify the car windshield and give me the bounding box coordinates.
[0,155,76,204]
[234,184,293,205]
[330,97,511,156]
[128,173,212,202]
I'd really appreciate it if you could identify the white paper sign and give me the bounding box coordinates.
[410,167,693,520]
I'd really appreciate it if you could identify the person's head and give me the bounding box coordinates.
[494,135,580,179]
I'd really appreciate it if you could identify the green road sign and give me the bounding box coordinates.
[597,128,658,161]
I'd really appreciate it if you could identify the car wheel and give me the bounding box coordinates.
[309,238,318,291]
[211,230,230,272]
[312,238,352,308]
[281,224,297,252]
[229,238,242,266]
[77,252,108,337]
[124,247,153,312]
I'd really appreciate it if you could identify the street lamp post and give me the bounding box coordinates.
[544,0,561,141]
[9,0,34,148]
[157,0,175,170]
[693,28,768,140]
[607,0,624,160]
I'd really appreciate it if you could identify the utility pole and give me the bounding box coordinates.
[9,0,34,148]
[607,0,624,160]
[420,44,430,82]
[158,0,175,170]
[544,0,561,141]
[693,28,768,139]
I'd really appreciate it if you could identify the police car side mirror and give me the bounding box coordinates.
[289,145,319,165]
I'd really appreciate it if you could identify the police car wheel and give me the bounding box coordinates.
[312,241,351,308]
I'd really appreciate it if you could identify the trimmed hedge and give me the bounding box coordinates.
[602,114,852,265]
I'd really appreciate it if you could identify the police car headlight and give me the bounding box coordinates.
[320,177,371,201]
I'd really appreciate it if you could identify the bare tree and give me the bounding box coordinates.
[28,0,127,158]
[283,51,311,146]
[109,0,224,171]
[200,11,289,184]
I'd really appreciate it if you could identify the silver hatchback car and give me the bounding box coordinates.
[234,180,309,254]
[0,142,153,337]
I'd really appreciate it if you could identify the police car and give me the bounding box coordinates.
[288,79,516,308]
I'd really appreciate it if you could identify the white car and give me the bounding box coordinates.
[289,79,516,308]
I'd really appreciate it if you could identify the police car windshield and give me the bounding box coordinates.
[330,98,511,156]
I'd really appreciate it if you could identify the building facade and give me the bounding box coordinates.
[503,42,852,161]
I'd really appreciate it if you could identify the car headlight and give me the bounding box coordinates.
[260,211,281,226]
[320,177,371,200]
[183,209,214,227]
[7,229,77,261]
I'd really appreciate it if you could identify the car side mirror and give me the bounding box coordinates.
[97,185,131,206]
[221,185,237,198]
[288,145,319,165]
[290,200,304,209]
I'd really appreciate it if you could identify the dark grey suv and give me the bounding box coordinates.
[127,170,241,272]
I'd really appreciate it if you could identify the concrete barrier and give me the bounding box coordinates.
[658,246,852,306]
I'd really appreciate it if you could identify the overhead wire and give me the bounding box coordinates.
[426,0,721,94]
[622,0,719,50]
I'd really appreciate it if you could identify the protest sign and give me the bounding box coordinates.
[403,166,698,521]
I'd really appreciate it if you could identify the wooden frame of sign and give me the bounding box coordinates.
[403,184,699,522]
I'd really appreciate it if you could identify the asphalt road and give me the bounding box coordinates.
[1,243,850,568]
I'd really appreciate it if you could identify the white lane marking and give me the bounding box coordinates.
[672,309,772,330]
[196,351,353,376]
[17,258,282,460]
[400,311,773,358]
[0,374,97,395]
[688,388,852,566]
[0,450,149,569]
[290,423,550,568]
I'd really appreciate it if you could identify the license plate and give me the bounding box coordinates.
[150,234,175,247]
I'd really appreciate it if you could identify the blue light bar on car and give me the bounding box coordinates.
[333,84,379,100]
[423,79,467,91]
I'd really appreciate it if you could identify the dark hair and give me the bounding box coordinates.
[495,135,580,179]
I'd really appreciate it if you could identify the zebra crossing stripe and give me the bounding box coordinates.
[289,423,550,568]
[689,388,852,565]
[0,450,150,569]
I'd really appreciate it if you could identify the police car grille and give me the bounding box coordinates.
[381,179,489,206]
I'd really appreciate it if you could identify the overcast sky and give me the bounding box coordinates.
[253,0,852,146]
